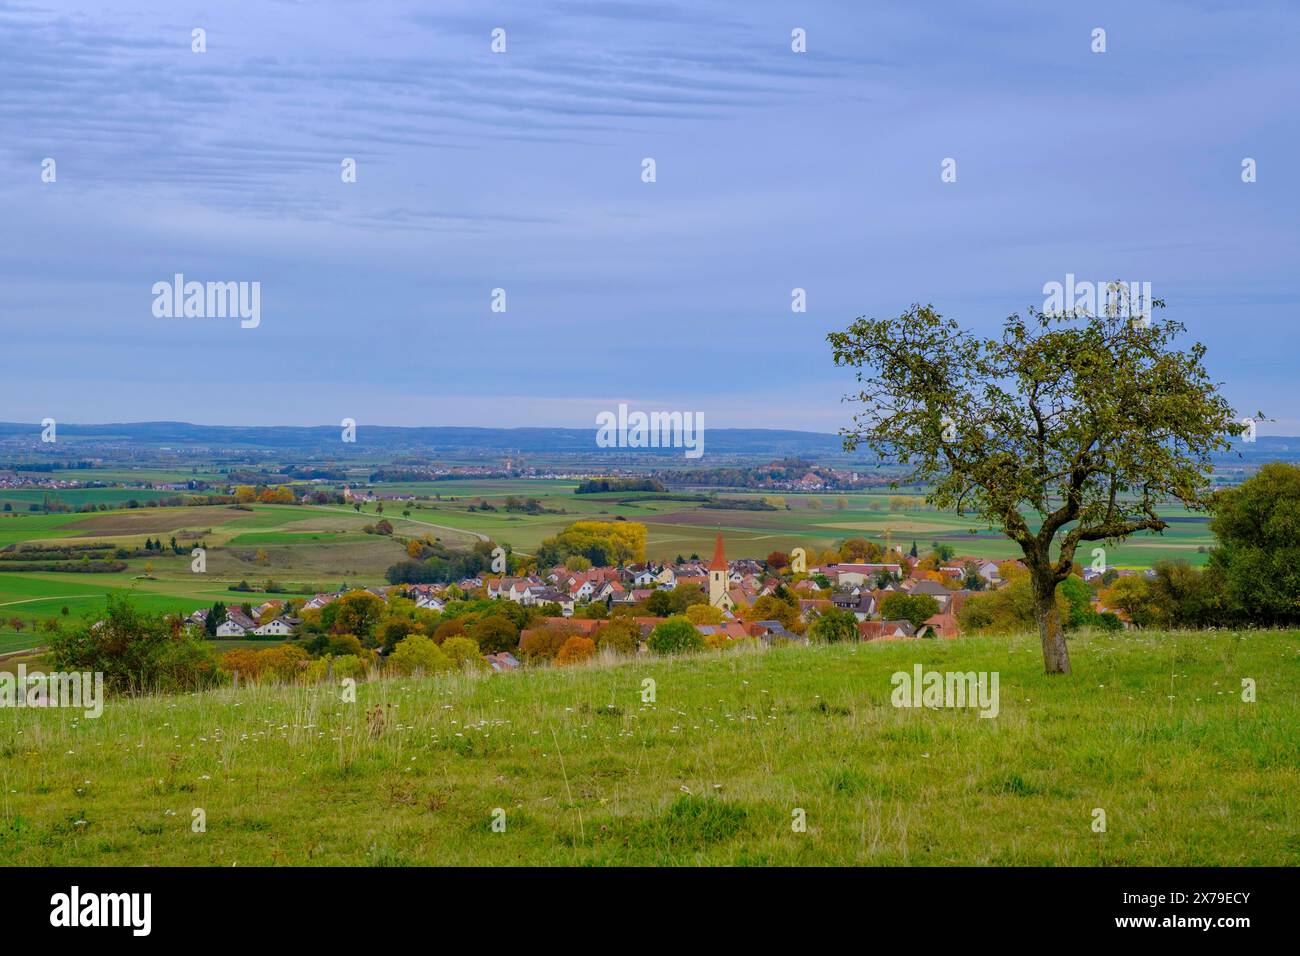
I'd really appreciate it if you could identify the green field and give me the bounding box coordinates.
[1,629,1295,865]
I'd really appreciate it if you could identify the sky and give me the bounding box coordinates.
[1,0,1297,432]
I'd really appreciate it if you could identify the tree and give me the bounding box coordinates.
[685,604,724,626]
[830,302,1240,673]
[333,591,387,645]
[46,596,218,694]
[647,616,705,655]
[879,593,940,631]
[555,635,596,665]
[1099,574,1156,627]
[765,550,790,571]
[1207,463,1300,626]
[1147,560,1221,628]
[388,635,451,675]
[748,594,799,630]
[594,618,639,655]
[442,636,486,669]
[519,622,574,662]
[809,607,858,643]
[469,615,519,654]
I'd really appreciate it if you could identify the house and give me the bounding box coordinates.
[695,622,750,642]
[216,609,256,638]
[818,563,903,587]
[858,619,917,641]
[414,593,445,612]
[830,591,876,621]
[798,598,835,622]
[254,615,297,637]
[484,652,521,672]
[526,588,574,615]
[748,620,807,645]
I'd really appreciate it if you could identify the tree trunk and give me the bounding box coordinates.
[1032,574,1071,674]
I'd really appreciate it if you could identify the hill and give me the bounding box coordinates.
[3,629,1296,865]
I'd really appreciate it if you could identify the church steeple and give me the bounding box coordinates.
[708,532,731,609]
[708,531,727,571]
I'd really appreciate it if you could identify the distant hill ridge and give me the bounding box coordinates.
[0,421,1294,463]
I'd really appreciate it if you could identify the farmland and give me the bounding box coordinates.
[0,480,1217,651]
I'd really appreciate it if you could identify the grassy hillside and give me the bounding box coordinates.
[2,629,1296,865]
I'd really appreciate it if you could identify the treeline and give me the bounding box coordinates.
[386,540,500,585]
[574,478,665,494]
[700,498,778,511]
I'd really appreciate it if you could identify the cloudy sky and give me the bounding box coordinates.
[1,0,1296,432]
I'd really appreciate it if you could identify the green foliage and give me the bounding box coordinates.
[1208,463,1300,626]
[595,618,639,655]
[536,520,646,568]
[809,607,858,644]
[469,615,519,654]
[647,616,705,655]
[644,584,706,617]
[46,595,218,694]
[958,578,1069,636]
[878,593,940,630]
[387,635,451,676]
[830,302,1241,671]
[441,636,487,670]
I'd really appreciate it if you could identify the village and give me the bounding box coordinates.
[181,532,1142,671]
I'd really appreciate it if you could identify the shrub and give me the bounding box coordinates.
[809,607,858,643]
[217,644,310,683]
[387,635,451,676]
[555,636,596,665]
[519,623,574,663]
[46,595,218,695]
[647,616,705,655]
[441,636,487,670]
[594,619,639,655]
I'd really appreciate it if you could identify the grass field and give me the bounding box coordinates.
[2,629,1295,865]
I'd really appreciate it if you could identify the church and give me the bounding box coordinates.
[708,531,734,610]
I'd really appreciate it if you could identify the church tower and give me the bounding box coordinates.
[708,531,732,609]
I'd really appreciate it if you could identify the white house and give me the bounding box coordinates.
[216,619,248,638]
[253,616,296,637]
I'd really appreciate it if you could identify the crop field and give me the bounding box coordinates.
[1,629,1295,866]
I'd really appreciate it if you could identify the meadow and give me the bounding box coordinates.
[1,629,1295,866]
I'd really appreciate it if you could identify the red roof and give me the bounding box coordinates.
[708,532,727,571]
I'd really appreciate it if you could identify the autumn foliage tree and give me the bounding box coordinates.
[555,635,596,665]
[830,301,1241,673]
